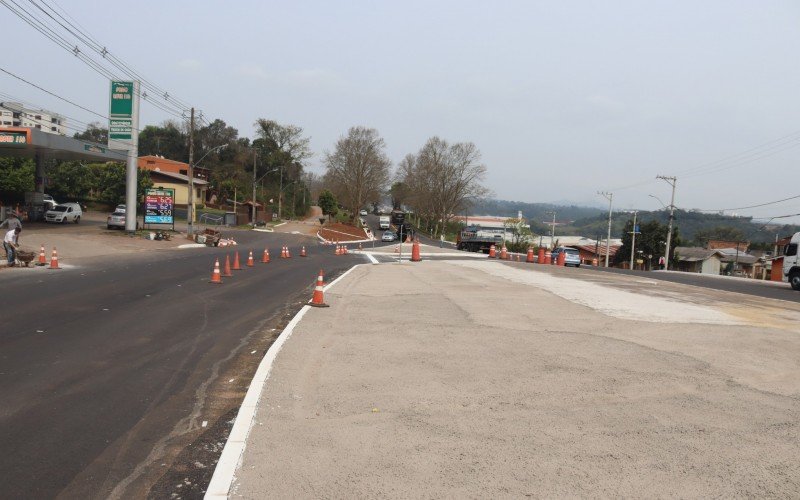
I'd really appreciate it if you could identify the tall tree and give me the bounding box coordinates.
[323,126,391,219]
[138,121,189,161]
[614,218,681,269]
[400,137,489,236]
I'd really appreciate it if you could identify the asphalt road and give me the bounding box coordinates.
[583,265,800,303]
[0,230,361,498]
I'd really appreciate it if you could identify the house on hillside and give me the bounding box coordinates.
[138,155,210,206]
[674,246,759,277]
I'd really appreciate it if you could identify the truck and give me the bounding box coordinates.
[379,215,390,229]
[457,225,504,253]
[390,210,406,225]
[783,232,800,289]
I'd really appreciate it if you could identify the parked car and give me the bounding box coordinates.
[381,230,396,242]
[359,209,368,216]
[551,246,581,267]
[107,211,126,229]
[45,202,82,224]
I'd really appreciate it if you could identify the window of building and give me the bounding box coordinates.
[35,115,41,120]
[51,126,57,131]
[35,124,41,129]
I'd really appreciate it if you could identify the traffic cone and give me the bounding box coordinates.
[232,251,242,270]
[48,247,61,269]
[488,244,496,258]
[286,246,292,258]
[538,248,545,264]
[342,245,347,255]
[358,242,362,251]
[500,245,508,260]
[281,246,288,258]
[222,255,233,277]
[309,269,329,307]
[261,248,270,263]
[411,238,422,262]
[300,246,307,257]
[247,250,255,267]
[36,244,46,266]
[526,247,534,263]
[516,254,520,262]
[335,245,340,256]
[209,258,223,284]
[557,251,566,266]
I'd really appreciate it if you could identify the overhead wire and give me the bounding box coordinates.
[1,0,192,119]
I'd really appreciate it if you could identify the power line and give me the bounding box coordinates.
[0,66,107,120]
[696,194,800,213]
[1,0,191,119]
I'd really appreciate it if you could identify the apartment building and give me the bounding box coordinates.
[0,101,67,135]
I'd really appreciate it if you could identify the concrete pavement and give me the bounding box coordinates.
[208,257,800,498]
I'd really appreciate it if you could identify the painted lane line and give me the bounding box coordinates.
[364,252,379,265]
[205,264,362,498]
[204,305,311,499]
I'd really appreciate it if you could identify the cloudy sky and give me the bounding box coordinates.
[3,0,800,220]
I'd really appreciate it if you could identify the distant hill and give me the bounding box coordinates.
[470,199,799,244]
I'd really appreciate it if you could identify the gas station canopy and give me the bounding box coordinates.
[0,127,127,162]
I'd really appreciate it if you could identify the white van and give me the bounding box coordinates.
[45,202,83,224]
[379,215,390,229]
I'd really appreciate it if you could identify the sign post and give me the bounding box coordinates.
[108,80,139,233]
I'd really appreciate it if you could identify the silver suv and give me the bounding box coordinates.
[551,246,581,267]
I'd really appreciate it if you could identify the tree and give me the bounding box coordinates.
[503,217,534,252]
[73,122,108,144]
[692,225,746,246]
[323,126,391,219]
[399,137,489,236]
[0,158,34,200]
[318,189,338,219]
[138,121,189,161]
[92,163,153,205]
[389,181,410,210]
[47,161,97,201]
[614,218,681,269]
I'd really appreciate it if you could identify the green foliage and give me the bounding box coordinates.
[89,163,153,205]
[614,218,681,267]
[692,225,746,246]
[138,122,188,161]
[47,161,97,201]
[318,189,338,217]
[0,158,35,199]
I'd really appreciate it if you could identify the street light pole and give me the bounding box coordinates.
[545,210,556,248]
[252,149,257,225]
[278,166,284,220]
[657,175,677,270]
[629,211,638,270]
[598,191,613,267]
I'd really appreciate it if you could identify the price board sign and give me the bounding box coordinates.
[144,188,174,224]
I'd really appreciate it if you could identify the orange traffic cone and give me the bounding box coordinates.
[37,244,46,266]
[209,258,223,284]
[300,246,307,257]
[500,245,508,260]
[488,244,496,258]
[411,238,421,262]
[286,246,291,258]
[232,251,242,270]
[342,245,347,255]
[222,255,233,277]
[538,248,545,264]
[516,254,521,262]
[262,248,270,263]
[247,250,255,267]
[48,247,61,269]
[526,247,534,263]
[309,269,329,307]
[335,245,340,256]
[281,246,287,258]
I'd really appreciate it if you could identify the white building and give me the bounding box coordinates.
[0,102,67,135]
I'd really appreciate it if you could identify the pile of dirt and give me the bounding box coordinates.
[318,223,368,242]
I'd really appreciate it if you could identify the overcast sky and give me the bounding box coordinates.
[3,0,800,221]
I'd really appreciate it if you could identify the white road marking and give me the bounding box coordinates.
[364,253,379,265]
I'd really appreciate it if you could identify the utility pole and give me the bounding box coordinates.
[629,211,639,270]
[252,149,257,225]
[657,175,677,270]
[598,191,613,267]
[187,107,195,239]
[545,210,556,248]
[278,165,284,220]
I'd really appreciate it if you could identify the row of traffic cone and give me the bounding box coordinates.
[208,253,329,307]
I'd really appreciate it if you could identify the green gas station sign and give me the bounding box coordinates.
[109,81,134,141]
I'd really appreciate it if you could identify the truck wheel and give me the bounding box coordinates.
[790,272,800,291]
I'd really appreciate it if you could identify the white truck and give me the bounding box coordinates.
[783,232,800,289]
[379,215,390,230]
